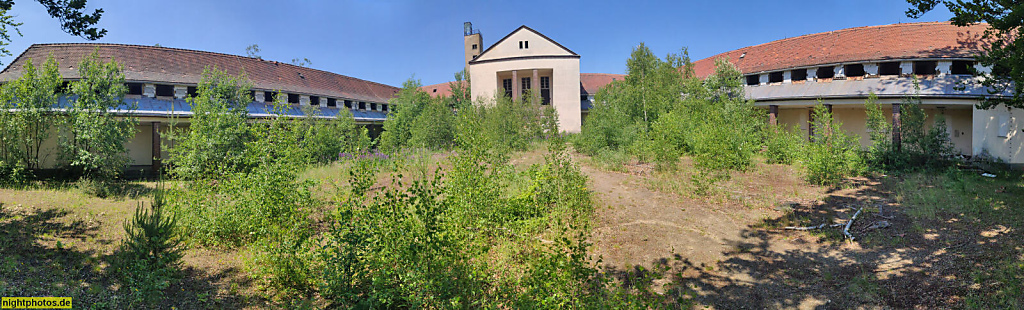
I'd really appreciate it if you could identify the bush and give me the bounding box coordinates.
[112,187,183,306]
[804,103,861,185]
[864,88,956,171]
[764,124,805,165]
[167,68,253,179]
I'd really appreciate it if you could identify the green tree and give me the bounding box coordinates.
[906,0,1023,108]
[62,51,137,179]
[379,78,431,151]
[245,43,261,59]
[0,55,61,170]
[804,102,861,185]
[167,67,253,179]
[0,0,106,61]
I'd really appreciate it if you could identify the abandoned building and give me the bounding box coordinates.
[692,22,1022,165]
[421,23,624,133]
[0,43,400,170]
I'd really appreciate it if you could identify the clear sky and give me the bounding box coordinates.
[1,0,953,87]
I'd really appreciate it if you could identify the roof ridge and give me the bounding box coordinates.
[28,42,398,90]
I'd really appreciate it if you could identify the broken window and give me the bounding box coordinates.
[359,102,366,110]
[844,64,865,77]
[791,69,807,81]
[127,83,143,95]
[344,100,352,109]
[913,61,937,75]
[327,98,337,107]
[288,93,300,104]
[745,75,760,86]
[878,62,900,75]
[769,72,784,83]
[188,86,198,98]
[816,67,835,79]
[371,103,378,111]
[155,84,174,97]
[950,61,974,75]
[310,96,320,106]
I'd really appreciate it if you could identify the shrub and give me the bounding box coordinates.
[864,87,956,171]
[764,124,805,165]
[0,56,62,172]
[294,106,371,165]
[62,51,137,179]
[167,67,253,179]
[113,187,183,306]
[804,103,861,185]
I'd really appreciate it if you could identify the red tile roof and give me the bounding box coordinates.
[692,22,990,78]
[0,43,400,103]
[421,80,466,98]
[580,73,625,95]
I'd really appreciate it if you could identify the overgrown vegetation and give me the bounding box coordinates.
[864,89,956,171]
[802,103,862,186]
[112,186,183,306]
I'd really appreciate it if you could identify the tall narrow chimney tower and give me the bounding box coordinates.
[464,22,482,70]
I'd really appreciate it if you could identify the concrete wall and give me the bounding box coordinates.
[473,28,575,62]
[469,57,582,132]
[973,105,1023,164]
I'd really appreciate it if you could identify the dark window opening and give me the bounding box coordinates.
[519,41,523,49]
[345,100,352,108]
[878,62,900,75]
[310,95,320,106]
[287,93,300,104]
[155,84,174,97]
[60,81,70,93]
[791,69,807,81]
[187,86,198,98]
[264,91,276,102]
[359,102,366,110]
[371,103,377,111]
[472,44,477,50]
[745,75,760,86]
[127,83,143,95]
[816,67,835,79]
[327,98,337,107]
[768,72,784,83]
[913,61,937,75]
[844,64,865,77]
[540,76,551,105]
[382,104,388,112]
[950,61,974,75]
[502,78,513,97]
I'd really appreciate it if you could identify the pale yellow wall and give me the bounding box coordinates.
[774,101,976,157]
[472,28,575,62]
[973,105,1023,164]
[469,57,582,132]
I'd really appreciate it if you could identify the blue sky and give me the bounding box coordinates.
[1,0,953,87]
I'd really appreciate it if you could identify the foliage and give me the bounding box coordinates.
[293,105,371,165]
[0,55,61,175]
[906,0,1023,109]
[245,44,261,59]
[0,0,105,63]
[167,67,253,179]
[864,88,956,171]
[62,51,137,179]
[379,78,433,151]
[112,186,183,306]
[764,124,805,165]
[803,103,861,186]
[455,92,548,154]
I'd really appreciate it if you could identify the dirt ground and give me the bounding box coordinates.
[578,154,1023,309]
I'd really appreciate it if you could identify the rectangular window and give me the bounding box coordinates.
[791,69,807,81]
[845,64,865,77]
[127,83,143,95]
[310,96,320,106]
[519,41,523,49]
[472,44,477,50]
[359,102,366,110]
[745,75,760,86]
[371,103,377,111]
[521,77,531,96]
[878,62,900,75]
[914,61,937,75]
[816,67,835,79]
[950,61,974,75]
[288,93,299,104]
[382,104,388,112]
[540,76,551,105]
[327,98,337,107]
[768,72,784,83]
[345,100,352,108]
[264,91,275,102]
[502,78,513,98]
[155,84,174,97]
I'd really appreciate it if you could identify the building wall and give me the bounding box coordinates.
[973,105,1023,164]
[772,98,977,157]
[469,57,582,132]
[472,30,575,62]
